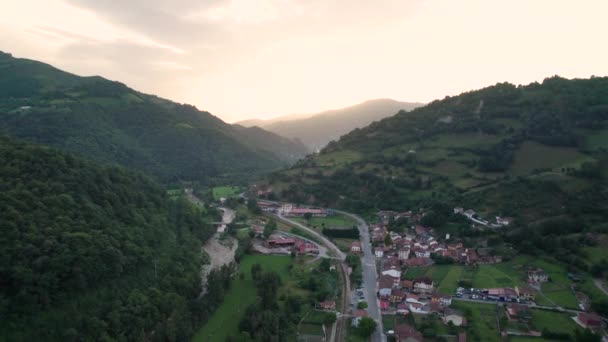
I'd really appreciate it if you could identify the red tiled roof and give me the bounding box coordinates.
[394,324,423,342]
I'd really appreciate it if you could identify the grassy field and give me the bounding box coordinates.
[530,309,579,335]
[511,141,586,175]
[406,257,582,309]
[317,150,362,166]
[193,255,293,341]
[451,301,500,342]
[582,246,608,264]
[212,186,240,200]
[293,214,356,230]
[584,128,608,150]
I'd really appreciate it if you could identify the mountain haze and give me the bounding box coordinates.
[238,99,423,151]
[0,51,307,185]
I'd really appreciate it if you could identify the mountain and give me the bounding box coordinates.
[0,51,307,185]
[237,99,423,151]
[264,76,608,214]
[0,135,230,341]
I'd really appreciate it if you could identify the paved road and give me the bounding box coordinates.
[594,278,608,297]
[276,213,346,261]
[334,210,385,342]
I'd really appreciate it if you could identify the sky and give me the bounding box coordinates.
[1,0,608,122]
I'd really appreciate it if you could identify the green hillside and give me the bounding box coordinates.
[266,76,608,212]
[0,136,231,341]
[0,51,307,186]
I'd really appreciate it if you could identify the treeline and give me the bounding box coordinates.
[0,136,225,341]
[322,226,360,239]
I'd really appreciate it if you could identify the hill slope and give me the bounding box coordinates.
[238,99,423,151]
[0,51,307,185]
[0,135,230,341]
[265,76,608,212]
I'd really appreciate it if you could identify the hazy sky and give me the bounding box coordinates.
[2,0,607,122]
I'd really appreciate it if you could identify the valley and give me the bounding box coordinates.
[1,51,608,342]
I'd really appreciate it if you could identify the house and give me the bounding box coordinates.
[351,310,368,327]
[405,293,422,304]
[465,248,478,264]
[447,242,463,251]
[251,224,265,237]
[415,225,433,235]
[408,302,430,314]
[487,287,518,301]
[267,238,296,247]
[351,240,362,253]
[496,216,513,226]
[414,249,431,258]
[390,289,406,303]
[394,324,423,342]
[528,268,549,283]
[432,293,452,306]
[515,286,536,301]
[404,257,432,267]
[382,269,402,279]
[576,313,603,330]
[380,300,390,312]
[454,207,464,214]
[296,241,319,255]
[414,277,434,294]
[443,308,466,326]
[402,280,414,291]
[375,247,384,258]
[397,303,410,315]
[378,275,395,297]
[505,304,531,322]
[318,301,336,311]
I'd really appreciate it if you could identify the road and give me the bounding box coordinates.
[273,213,349,342]
[260,199,383,341]
[276,213,346,261]
[335,210,385,342]
[594,278,608,297]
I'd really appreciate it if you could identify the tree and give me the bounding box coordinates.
[247,199,262,214]
[251,263,262,283]
[263,220,277,238]
[384,234,392,246]
[356,317,377,338]
[304,212,313,222]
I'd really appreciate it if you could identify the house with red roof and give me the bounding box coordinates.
[380,300,390,312]
[404,257,432,267]
[414,277,434,294]
[394,325,423,342]
[576,312,603,330]
[318,301,336,311]
[350,240,362,253]
[397,303,410,315]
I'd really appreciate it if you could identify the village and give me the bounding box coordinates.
[340,207,607,341]
[226,193,607,341]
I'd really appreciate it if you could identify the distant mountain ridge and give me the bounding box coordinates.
[0,51,307,185]
[265,76,608,212]
[237,99,423,151]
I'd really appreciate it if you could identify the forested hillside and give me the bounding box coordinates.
[0,51,307,186]
[0,136,231,341]
[266,76,608,212]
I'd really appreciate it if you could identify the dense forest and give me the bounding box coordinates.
[0,136,230,341]
[0,51,307,186]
